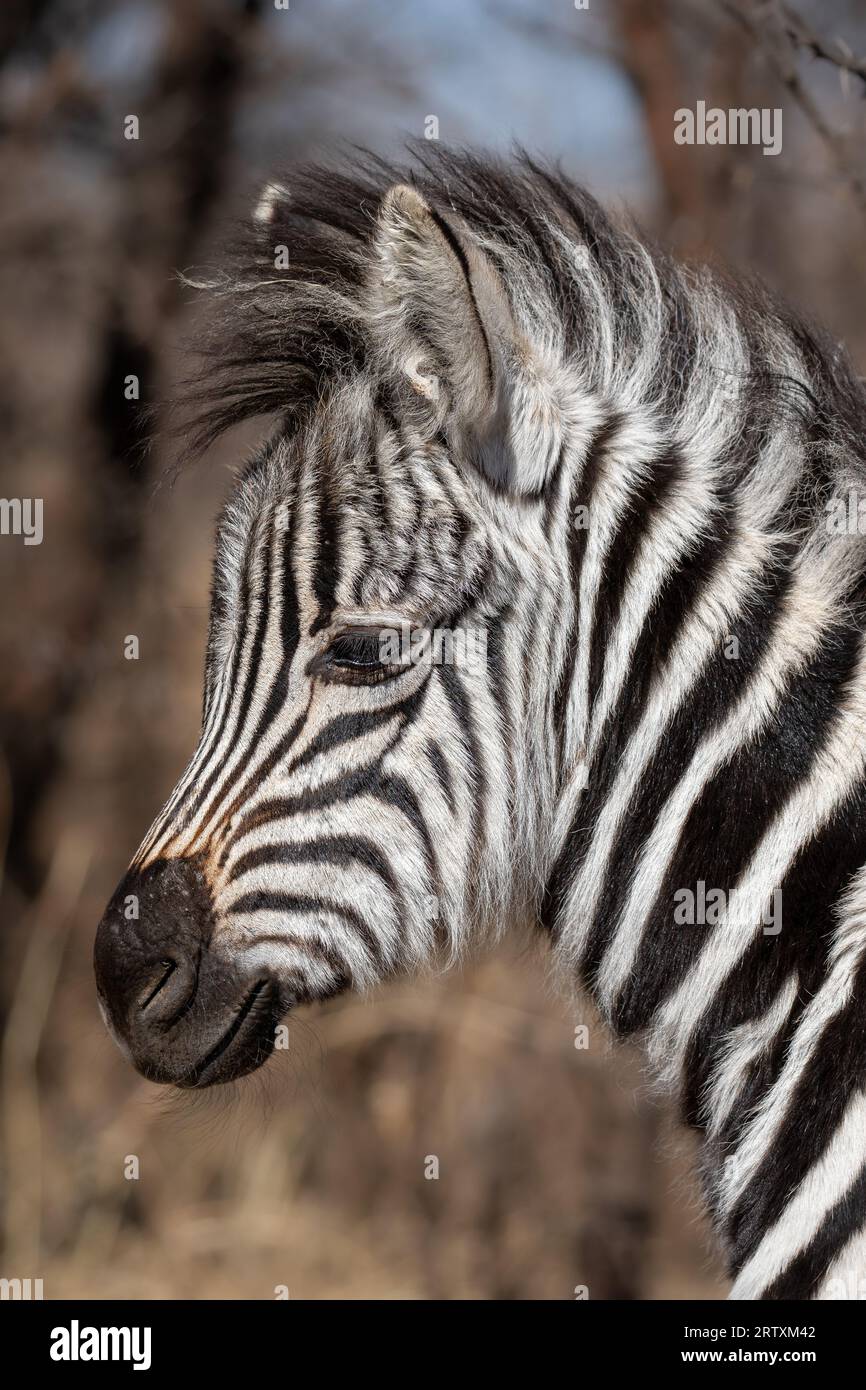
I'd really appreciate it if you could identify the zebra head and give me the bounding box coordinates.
[95,169,589,1087]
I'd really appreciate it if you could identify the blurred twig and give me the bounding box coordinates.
[724,0,866,215]
[780,2,866,89]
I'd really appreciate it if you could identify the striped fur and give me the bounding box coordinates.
[112,149,866,1299]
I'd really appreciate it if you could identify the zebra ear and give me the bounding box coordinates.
[253,180,290,225]
[371,184,516,449]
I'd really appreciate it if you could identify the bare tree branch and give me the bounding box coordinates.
[780,2,866,91]
[724,0,866,216]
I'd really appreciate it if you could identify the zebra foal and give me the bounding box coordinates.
[95,149,866,1300]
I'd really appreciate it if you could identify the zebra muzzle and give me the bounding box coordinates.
[94,856,283,1087]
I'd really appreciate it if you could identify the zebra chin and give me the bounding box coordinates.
[93,856,295,1089]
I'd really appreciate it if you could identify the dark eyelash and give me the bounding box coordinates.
[328,633,385,670]
[307,629,406,686]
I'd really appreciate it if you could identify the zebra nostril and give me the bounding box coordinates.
[138,960,177,1011]
[137,956,198,1028]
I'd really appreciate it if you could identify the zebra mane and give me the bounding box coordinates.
[175,143,866,474]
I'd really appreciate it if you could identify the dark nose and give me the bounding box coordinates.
[95,856,282,1088]
[94,857,214,1082]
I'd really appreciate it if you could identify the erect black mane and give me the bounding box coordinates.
[172,142,866,473]
[172,144,661,458]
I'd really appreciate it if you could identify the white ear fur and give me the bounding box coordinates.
[253,181,289,225]
[404,351,440,402]
[370,184,503,431]
[370,183,567,493]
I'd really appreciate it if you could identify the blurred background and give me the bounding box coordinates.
[1,0,865,1301]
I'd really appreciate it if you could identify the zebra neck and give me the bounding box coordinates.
[539,386,866,1298]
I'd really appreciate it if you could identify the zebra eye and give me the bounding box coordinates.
[311,630,404,686]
